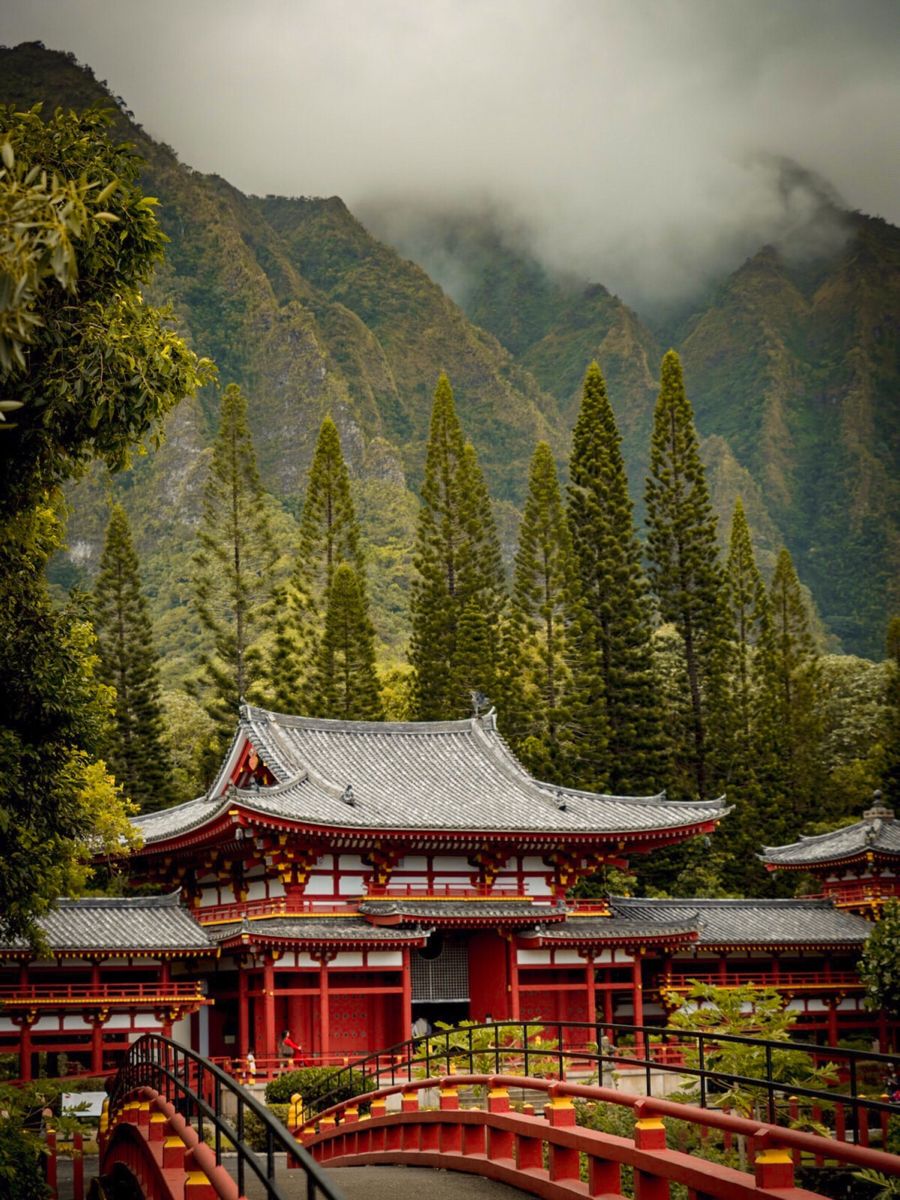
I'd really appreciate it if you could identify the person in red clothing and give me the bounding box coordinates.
[279,1029,303,1070]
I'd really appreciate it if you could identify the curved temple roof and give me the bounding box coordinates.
[760,807,900,869]
[0,894,214,955]
[136,705,727,846]
[610,896,873,948]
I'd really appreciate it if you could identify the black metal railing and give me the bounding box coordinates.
[300,1018,898,1143]
[109,1034,344,1200]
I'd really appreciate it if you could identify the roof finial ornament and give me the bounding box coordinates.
[864,789,894,823]
[342,784,356,806]
[470,690,489,717]
[556,789,568,812]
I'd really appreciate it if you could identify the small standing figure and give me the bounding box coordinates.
[279,1029,303,1070]
[245,1049,256,1084]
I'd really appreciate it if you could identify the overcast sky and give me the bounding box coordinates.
[2,0,899,304]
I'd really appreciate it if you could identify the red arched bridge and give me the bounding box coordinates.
[65,1022,900,1200]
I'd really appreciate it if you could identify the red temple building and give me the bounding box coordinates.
[0,707,894,1078]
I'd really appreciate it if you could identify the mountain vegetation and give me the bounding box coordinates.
[0,42,897,913]
[92,503,172,810]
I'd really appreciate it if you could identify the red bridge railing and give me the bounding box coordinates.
[297,1073,900,1199]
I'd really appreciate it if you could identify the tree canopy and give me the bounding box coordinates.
[0,104,209,940]
[0,104,212,514]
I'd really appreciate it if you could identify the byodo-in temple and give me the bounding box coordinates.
[2,706,897,1079]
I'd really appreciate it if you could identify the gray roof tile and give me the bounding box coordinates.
[0,894,212,954]
[208,917,429,945]
[760,814,900,867]
[610,897,872,947]
[136,706,726,844]
[359,899,566,924]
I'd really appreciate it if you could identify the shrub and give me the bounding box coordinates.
[0,1116,48,1200]
[264,1067,373,1114]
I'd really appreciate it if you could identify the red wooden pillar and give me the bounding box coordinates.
[160,958,171,987]
[90,961,104,1073]
[603,975,614,1026]
[262,954,276,1065]
[631,953,645,1056]
[718,953,728,983]
[238,961,249,1057]
[400,947,412,1040]
[20,1018,33,1082]
[91,1018,104,1074]
[585,955,596,1027]
[318,956,331,1059]
[507,937,520,1020]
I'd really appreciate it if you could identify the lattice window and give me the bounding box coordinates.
[411,941,469,1002]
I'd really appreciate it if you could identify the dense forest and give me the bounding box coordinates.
[0,44,897,938]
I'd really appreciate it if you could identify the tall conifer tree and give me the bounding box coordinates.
[92,502,172,810]
[310,562,383,720]
[724,497,768,746]
[507,441,581,779]
[192,383,277,750]
[755,547,823,832]
[568,362,664,792]
[880,617,900,808]
[645,350,726,799]
[268,416,365,710]
[717,498,772,891]
[409,374,505,719]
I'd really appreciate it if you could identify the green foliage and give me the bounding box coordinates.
[0,503,140,942]
[158,689,218,803]
[409,374,506,719]
[92,503,172,810]
[269,416,368,710]
[504,441,580,779]
[880,618,900,807]
[191,383,278,752]
[0,1118,47,1200]
[0,103,213,514]
[667,982,836,1118]
[755,547,825,834]
[567,361,665,792]
[264,1066,373,1113]
[859,899,900,1018]
[310,561,383,720]
[412,1020,560,1082]
[646,351,727,800]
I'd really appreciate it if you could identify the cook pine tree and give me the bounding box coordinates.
[507,439,602,783]
[192,383,277,756]
[268,415,366,710]
[409,374,506,719]
[645,350,727,800]
[718,497,771,891]
[567,361,665,793]
[755,546,824,836]
[92,502,172,810]
[310,561,383,721]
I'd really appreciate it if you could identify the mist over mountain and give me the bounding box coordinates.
[1,39,897,662]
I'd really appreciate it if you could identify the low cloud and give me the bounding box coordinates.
[3,0,899,304]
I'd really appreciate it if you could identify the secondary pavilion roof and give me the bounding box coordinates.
[206,916,429,954]
[609,897,873,950]
[134,705,727,847]
[760,802,900,871]
[358,898,569,928]
[0,894,214,959]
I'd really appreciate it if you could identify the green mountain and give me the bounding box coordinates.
[0,42,562,671]
[3,42,896,662]
[370,208,898,659]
